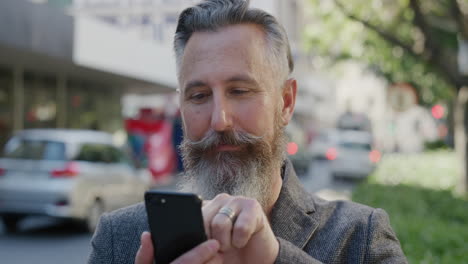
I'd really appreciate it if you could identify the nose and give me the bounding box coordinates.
[211,94,233,132]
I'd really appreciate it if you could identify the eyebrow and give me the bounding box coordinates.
[225,74,259,86]
[183,74,259,94]
[183,81,207,95]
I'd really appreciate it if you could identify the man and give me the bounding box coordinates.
[88,0,407,263]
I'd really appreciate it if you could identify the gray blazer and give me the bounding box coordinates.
[88,160,407,263]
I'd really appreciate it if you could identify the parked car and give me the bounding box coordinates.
[329,130,380,179]
[309,129,380,179]
[0,129,150,233]
[309,129,340,160]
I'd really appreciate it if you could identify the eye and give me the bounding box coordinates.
[230,88,250,95]
[192,93,206,100]
[188,92,211,103]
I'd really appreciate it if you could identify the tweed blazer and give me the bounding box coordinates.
[88,160,407,263]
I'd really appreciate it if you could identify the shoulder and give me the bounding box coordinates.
[104,202,147,224]
[310,196,401,250]
[310,198,406,262]
[302,197,398,261]
[312,196,379,228]
[315,196,375,213]
[88,203,148,264]
[101,202,149,241]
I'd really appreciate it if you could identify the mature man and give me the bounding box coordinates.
[88,0,407,263]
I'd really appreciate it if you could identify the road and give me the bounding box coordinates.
[0,160,357,264]
[0,217,92,264]
[301,160,358,200]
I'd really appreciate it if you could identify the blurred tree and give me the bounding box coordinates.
[305,0,468,193]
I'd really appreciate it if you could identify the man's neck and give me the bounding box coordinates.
[265,166,283,219]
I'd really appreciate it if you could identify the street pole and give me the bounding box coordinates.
[457,36,468,194]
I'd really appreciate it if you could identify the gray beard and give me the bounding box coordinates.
[177,128,286,210]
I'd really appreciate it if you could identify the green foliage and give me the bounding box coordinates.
[352,151,468,263]
[305,0,457,105]
[367,151,459,190]
[353,184,468,263]
[424,139,450,150]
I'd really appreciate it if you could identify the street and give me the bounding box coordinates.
[302,160,358,201]
[0,160,358,264]
[0,217,92,263]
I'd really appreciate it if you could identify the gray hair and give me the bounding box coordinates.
[174,0,294,82]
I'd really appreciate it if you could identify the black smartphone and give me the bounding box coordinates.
[144,190,207,264]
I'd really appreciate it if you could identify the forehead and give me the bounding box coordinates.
[179,24,271,88]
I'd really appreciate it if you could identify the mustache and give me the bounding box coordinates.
[182,130,264,152]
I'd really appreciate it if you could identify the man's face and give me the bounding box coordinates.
[177,24,295,207]
[179,24,281,146]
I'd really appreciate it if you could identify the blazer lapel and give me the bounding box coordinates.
[270,160,319,249]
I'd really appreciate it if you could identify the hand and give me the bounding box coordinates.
[135,231,223,264]
[202,194,279,264]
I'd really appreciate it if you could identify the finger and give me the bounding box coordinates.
[202,193,231,239]
[205,253,224,264]
[202,200,214,238]
[210,207,235,252]
[211,197,246,252]
[202,200,211,207]
[171,239,220,264]
[231,199,263,249]
[135,232,154,264]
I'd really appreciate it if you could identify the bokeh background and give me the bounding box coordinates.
[0,0,467,263]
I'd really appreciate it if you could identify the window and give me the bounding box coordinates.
[75,144,106,163]
[339,142,371,151]
[4,139,66,160]
[67,80,122,133]
[74,144,125,163]
[24,72,57,129]
[101,145,120,163]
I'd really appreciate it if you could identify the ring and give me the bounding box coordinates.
[217,207,236,222]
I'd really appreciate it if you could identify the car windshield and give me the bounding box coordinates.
[3,139,66,160]
[339,141,371,151]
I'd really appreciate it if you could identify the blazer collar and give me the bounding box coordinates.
[270,159,319,249]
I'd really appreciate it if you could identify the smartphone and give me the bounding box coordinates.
[144,190,207,264]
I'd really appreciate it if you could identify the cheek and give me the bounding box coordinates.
[182,107,211,140]
[237,99,276,137]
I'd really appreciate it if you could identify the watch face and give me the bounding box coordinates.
[388,84,417,112]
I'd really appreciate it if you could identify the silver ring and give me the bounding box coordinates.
[217,207,236,222]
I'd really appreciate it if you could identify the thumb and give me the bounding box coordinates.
[135,231,154,264]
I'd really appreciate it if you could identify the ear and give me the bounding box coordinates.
[280,78,297,126]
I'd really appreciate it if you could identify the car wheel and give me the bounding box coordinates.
[85,200,104,233]
[2,215,22,233]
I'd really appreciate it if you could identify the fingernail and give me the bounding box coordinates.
[207,240,219,251]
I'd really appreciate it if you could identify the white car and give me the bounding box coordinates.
[309,129,340,160]
[0,129,150,233]
[310,129,380,179]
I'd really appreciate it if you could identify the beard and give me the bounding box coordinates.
[178,121,286,210]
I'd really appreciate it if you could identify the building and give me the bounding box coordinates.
[0,0,312,147]
[70,0,313,119]
[0,0,176,146]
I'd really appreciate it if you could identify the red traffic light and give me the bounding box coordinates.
[431,104,444,119]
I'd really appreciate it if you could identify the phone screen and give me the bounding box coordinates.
[144,191,207,264]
